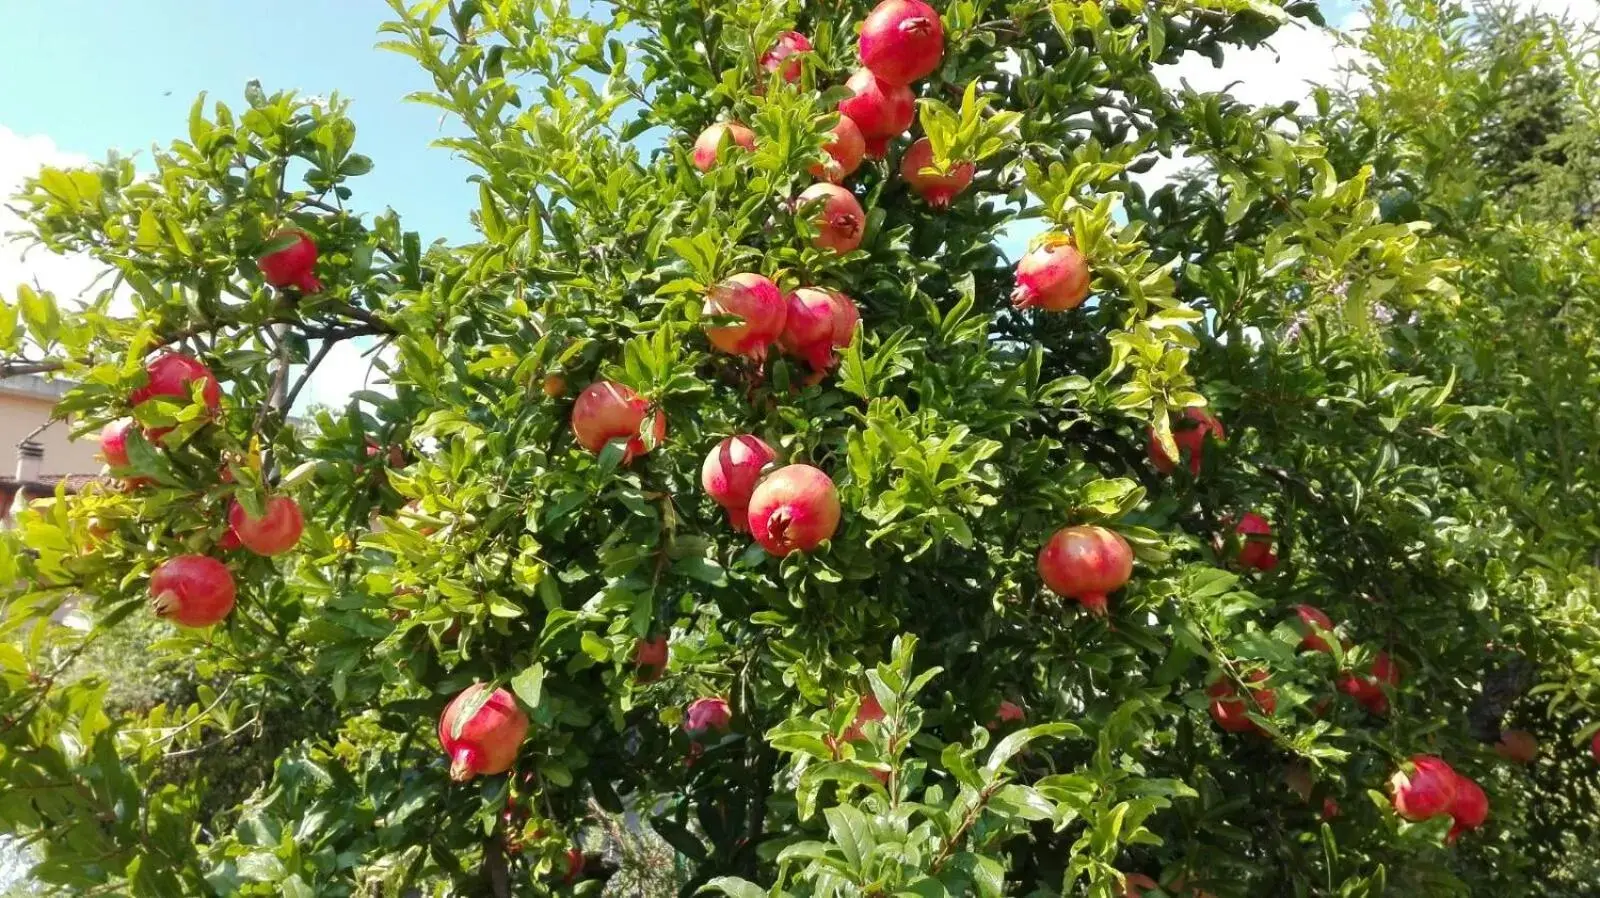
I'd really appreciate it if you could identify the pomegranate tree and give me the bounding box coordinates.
[684,696,732,736]
[256,229,323,293]
[797,183,867,253]
[701,435,778,532]
[148,555,236,628]
[747,464,842,555]
[810,115,867,183]
[1389,755,1459,821]
[759,31,812,84]
[900,138,974,209]
[1011,235,1091,311]
[1207,671,1276,735]
[226,495,305,557]
[702,272,787,358]
[438,684,530,782]
[858,0,945,85]
[778,287,861,374]
[692,121,756,171]
[838,69,914,158]
[1148,406,1225,476]
[570,381,666,463]
[1036,524,1133,615]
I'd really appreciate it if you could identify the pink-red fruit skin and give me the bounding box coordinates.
[1121,873,1159,898]
[100,419,134,468]
[149,555,237,627]
[859,0,945,86]
[701,435,779,532]
[839,69,914,157]
[132,353,222,415]
[692,122,756,172]
[684,696,732,735]
[1037,525,1133,615]
[1234,512,1278,571]
[779,288,860,374]
[748,464,842,555]
[1012,238,1091,311]
[900,138,973,209]
[1294,604,1336,653]
[760,31,813,83]
[1446,775,1488,843]
[227,496,305,557]
[811,116,867,183]
[438,684,529,782]
[703,273,787,358]
[1389,755,1459,822]
[1495,730,1538,764]
[1207,672,1276,735]
[257,230,323,294]
[1148,407,1225,476]
[634,636,669,681]
[570,381,666,464]
[798,183,867,254]
[842,694,885,742]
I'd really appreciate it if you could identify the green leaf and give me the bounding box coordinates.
[823,805,873,872]
[510,663,545,709]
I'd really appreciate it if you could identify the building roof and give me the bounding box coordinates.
[0,374,74,400]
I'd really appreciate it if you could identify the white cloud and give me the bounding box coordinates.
[0,126,110,305]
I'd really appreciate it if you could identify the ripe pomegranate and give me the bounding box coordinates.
[1148,407,1225,476]
[1389,755,1459,821]
[1446,775,1488,843]
[760,31,812,84]
[257,229,323,294]
[748,464,842,555]
[1495,729,1538,764]
[438,684,529,782]
[843,693,885,742]
[810,115,867,183]
[634,635,669,682]
[1233,512,1278,571]
[218,528,243,552]
[1011,236,1091,311]
[1293,604,1336,653]
[703,273,787,358]
[779,288,861,374]
[131,352,222,415]
[838,69,914,157]
[859,0,944,85]
[1338,650,1398,715]
[226,496,305,557]
[797,183,866,254]
[1036,525,1134,615]
[701,435,778,532]
[149,555,236,627]
[692,122,756,172]
[562,847,585,884]
[684,696,732,736]
[990,700,1026,729]
[1121,873,1159,898]
[900,138,973,209]
[100,419,134,468]
[1207,671,1276,735]
[542,373,567,398]
[570,381,666,463]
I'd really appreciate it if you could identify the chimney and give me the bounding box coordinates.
[15,440,43,484]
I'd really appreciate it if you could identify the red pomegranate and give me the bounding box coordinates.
[692,122,756,172]
[1036,525,1133,615]
[218,528,243,552]
[797,183,866,254]
[703,273,787,358]
[684,696,732,736]
[1389,755,1459,821]
[1147,407,1225,476]
[779,288,861,374]
[149,555,236,627]
[838,69,914,157]
[843,693,885,742]
[1293,604,1336,653]
[100,419,135,468]
[131,352,222,416]
[859,0,944,85]
[438,684,529,782]
[989,700,1026,729]
[562,847,585,884]
[1446,775,1488,843]
[634,636,669,681]
[226,495,305,557]
[900,138,973,209]
[748,464,842,555]
[760,31,812,84]
[1233,512,1278,571]
[257,229,323,294]
[1011,236,1091,311]
[810,115,867,183]
[1495,729,1538,764]
[570,381,666,464]
[701,435,778,532]
[1121,873,1159,898]
[1207,671,1276,735]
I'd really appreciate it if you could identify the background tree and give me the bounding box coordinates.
[1,0,1598,896]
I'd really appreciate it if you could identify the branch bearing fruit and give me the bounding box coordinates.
[748,464,842,555]
[257,229,323,294]
[798,183,867,254]
[1011,236,1091,311]
[900,138,973,209]
[703,273,787,359]
[438,684,529,782]
[838,69,914,158]
[149,555,236,627]
[570,381,666,464]
[226,496,305,557]
[859,0,944,86]
[692,122,756,172]
[701,435,778,532]
[1389,754,1459,821]
[811,115,867,183]
[1148,407,1225,476]
[1037,524,1133,615]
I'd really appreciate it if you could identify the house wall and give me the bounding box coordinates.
[0,377,102,476]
